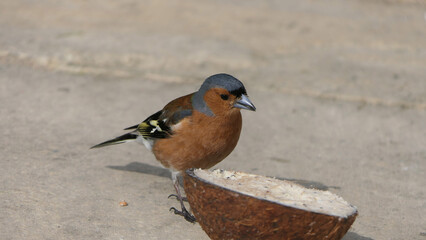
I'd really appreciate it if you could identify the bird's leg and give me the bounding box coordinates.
[168,194,188,202]
[169,171,196,223]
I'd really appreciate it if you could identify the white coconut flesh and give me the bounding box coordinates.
[194,169,357,218]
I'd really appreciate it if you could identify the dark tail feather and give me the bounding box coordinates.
[90,133,138,149]
[124,124,139,130]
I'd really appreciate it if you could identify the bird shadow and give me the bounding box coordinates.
[107,162,339,191]
[342,232,374,240]
[107,161,171,179]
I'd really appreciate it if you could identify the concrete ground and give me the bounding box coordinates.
[1,0,425,239]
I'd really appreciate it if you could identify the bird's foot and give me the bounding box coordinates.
[168,194,188,202]
[170,207,196,223]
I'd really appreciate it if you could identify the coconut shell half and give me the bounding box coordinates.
[183,169,357,240]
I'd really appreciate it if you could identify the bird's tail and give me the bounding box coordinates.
[90,132,138,149]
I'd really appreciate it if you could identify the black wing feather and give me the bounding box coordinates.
[136,110,171,139]
[90,133,137,148]
[124,124,139,130]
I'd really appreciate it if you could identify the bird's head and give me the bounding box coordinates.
[193,74,256,116]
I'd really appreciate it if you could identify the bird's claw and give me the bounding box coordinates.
[169,207,196,223]
[168,194,188,202]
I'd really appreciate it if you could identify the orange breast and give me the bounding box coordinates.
[153,110,242,171]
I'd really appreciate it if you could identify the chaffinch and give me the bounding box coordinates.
[91,73,256,222]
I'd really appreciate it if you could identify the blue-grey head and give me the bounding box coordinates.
[193,73,256,116]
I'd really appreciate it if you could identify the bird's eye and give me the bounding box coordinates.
[220,94,229,100]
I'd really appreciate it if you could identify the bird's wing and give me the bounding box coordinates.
[128,93,194,139]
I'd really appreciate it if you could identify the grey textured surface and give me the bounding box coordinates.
[1,0,425,239]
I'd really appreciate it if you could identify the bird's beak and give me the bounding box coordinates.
[234,94,256,111]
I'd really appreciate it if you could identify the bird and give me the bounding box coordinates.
[91,73,256,222]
